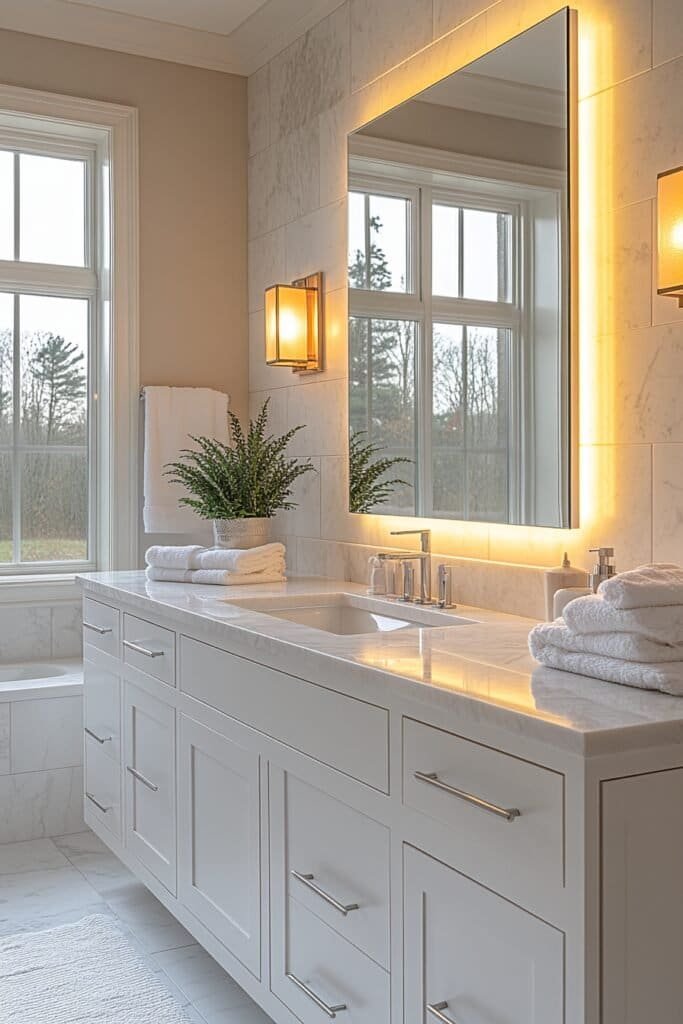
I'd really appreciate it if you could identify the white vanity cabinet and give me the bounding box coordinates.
[177,713,261,978]
[80,583,683,1024]
[123,682,176,893]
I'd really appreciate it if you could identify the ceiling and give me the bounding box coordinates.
[0,0,343,74]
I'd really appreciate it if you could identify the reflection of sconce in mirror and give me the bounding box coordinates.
[657,167,683,307]
[265,271,324,372]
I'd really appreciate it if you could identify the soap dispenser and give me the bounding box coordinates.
[544,552,589,620]
[588,546,616,593]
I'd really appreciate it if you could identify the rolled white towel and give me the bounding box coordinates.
[598,562,683,609]
[533,619,683,663]
[146,567,286,586]
[563,593,683,644]
[528,625,683,695]
[145,544,203,570]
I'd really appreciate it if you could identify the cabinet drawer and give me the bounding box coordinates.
[85,734,121,838]
[181,637,388,791]
[82,597,120,659]
[84,660,121,763]
[272,898,389,1024]
[123,614,175,687]
[272,768,390,968]
[402,718,564,900]
[404,846,563,1024]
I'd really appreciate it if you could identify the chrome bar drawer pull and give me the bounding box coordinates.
[123,639,164,659]
[86,792,111,814]
[83,621,113,635]
[85,726,112,745]
[291,870,360,916]
[126,765,159,792]
[414,770,520,822]
[427,1001,457,1024]
[286,973,347,1018]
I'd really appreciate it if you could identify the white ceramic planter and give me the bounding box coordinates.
[213,517,273,549]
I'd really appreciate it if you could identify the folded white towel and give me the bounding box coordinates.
[145,542,286,574]
[528,631,683,695]
[146,567,286,586]
[563,593,683,644]
[143,386,229,534]
[598,562,683,609]
[530,619,683,663]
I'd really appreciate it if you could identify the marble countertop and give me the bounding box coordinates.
[78,572,683,756]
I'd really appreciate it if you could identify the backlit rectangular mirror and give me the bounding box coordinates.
[347,8,577,527]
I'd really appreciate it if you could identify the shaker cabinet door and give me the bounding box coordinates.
[178,713,261,979]
[123,682,176,894]
[404,845,564,1024]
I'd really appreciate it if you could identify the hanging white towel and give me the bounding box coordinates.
[142,387,229,534]
[597,562,683,609]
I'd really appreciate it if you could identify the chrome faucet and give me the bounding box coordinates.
[390,529,432,604]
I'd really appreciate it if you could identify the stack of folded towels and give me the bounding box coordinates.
[529,563,683,695]
[145,543,286,586]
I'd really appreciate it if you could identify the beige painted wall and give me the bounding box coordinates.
[0,28,249,420]
[247,0,683,618]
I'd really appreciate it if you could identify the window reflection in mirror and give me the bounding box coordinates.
[347,8,576,527]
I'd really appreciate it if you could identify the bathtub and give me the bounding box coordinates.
[0,658,84,843]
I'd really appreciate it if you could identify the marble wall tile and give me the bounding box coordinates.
[248,228,286,313]
[0,606,52,662]
[587,55,683,210]
[603,199,653,334]
[248,121,320,239]
[0,704,9,775]
[285,199,347,292]
[269,4,350,143]
[248,63,270,157]
[350,0,433,91]
[434,0,496,39]
[51,602,83,658]
[285,378,348,456]
[11,696,82,774]
[319,99,351,206]
[653,444,683,562]
[276,456,322,538]
[0,766,84,843]
[653,0,683,67]
[576,0,652,98]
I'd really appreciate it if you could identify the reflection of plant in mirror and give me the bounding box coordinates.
[349,430,412,514]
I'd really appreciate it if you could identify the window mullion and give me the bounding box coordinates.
[11,292,20,564]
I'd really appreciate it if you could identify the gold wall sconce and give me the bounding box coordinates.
[265,271,324,372]
[657,167,683,306]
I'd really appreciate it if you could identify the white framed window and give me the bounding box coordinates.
[349,140,564,523]
[0,86,139,593]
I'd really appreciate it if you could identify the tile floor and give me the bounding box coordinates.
[0,830,274,1024]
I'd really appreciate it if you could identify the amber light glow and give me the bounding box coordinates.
[657,167,683,305]
[265,273,323,370]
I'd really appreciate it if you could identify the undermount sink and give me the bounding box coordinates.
[225,592,475,636]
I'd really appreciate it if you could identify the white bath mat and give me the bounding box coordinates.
[0,914,193,1022]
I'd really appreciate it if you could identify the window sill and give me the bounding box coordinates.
[0,574,82,604]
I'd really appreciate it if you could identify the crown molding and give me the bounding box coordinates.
[0,0,345,75]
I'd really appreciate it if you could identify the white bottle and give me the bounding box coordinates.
[367,556,386,596]
[543,552,588,620]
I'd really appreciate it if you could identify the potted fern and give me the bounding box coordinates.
[165,399,315,548]
[349,430,412,514]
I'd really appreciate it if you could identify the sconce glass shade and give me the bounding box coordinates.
[657,167,683,303]
[264,276,321,369]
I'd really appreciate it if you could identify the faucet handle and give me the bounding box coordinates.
[437,564,456,609]
[398,560,415,603]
